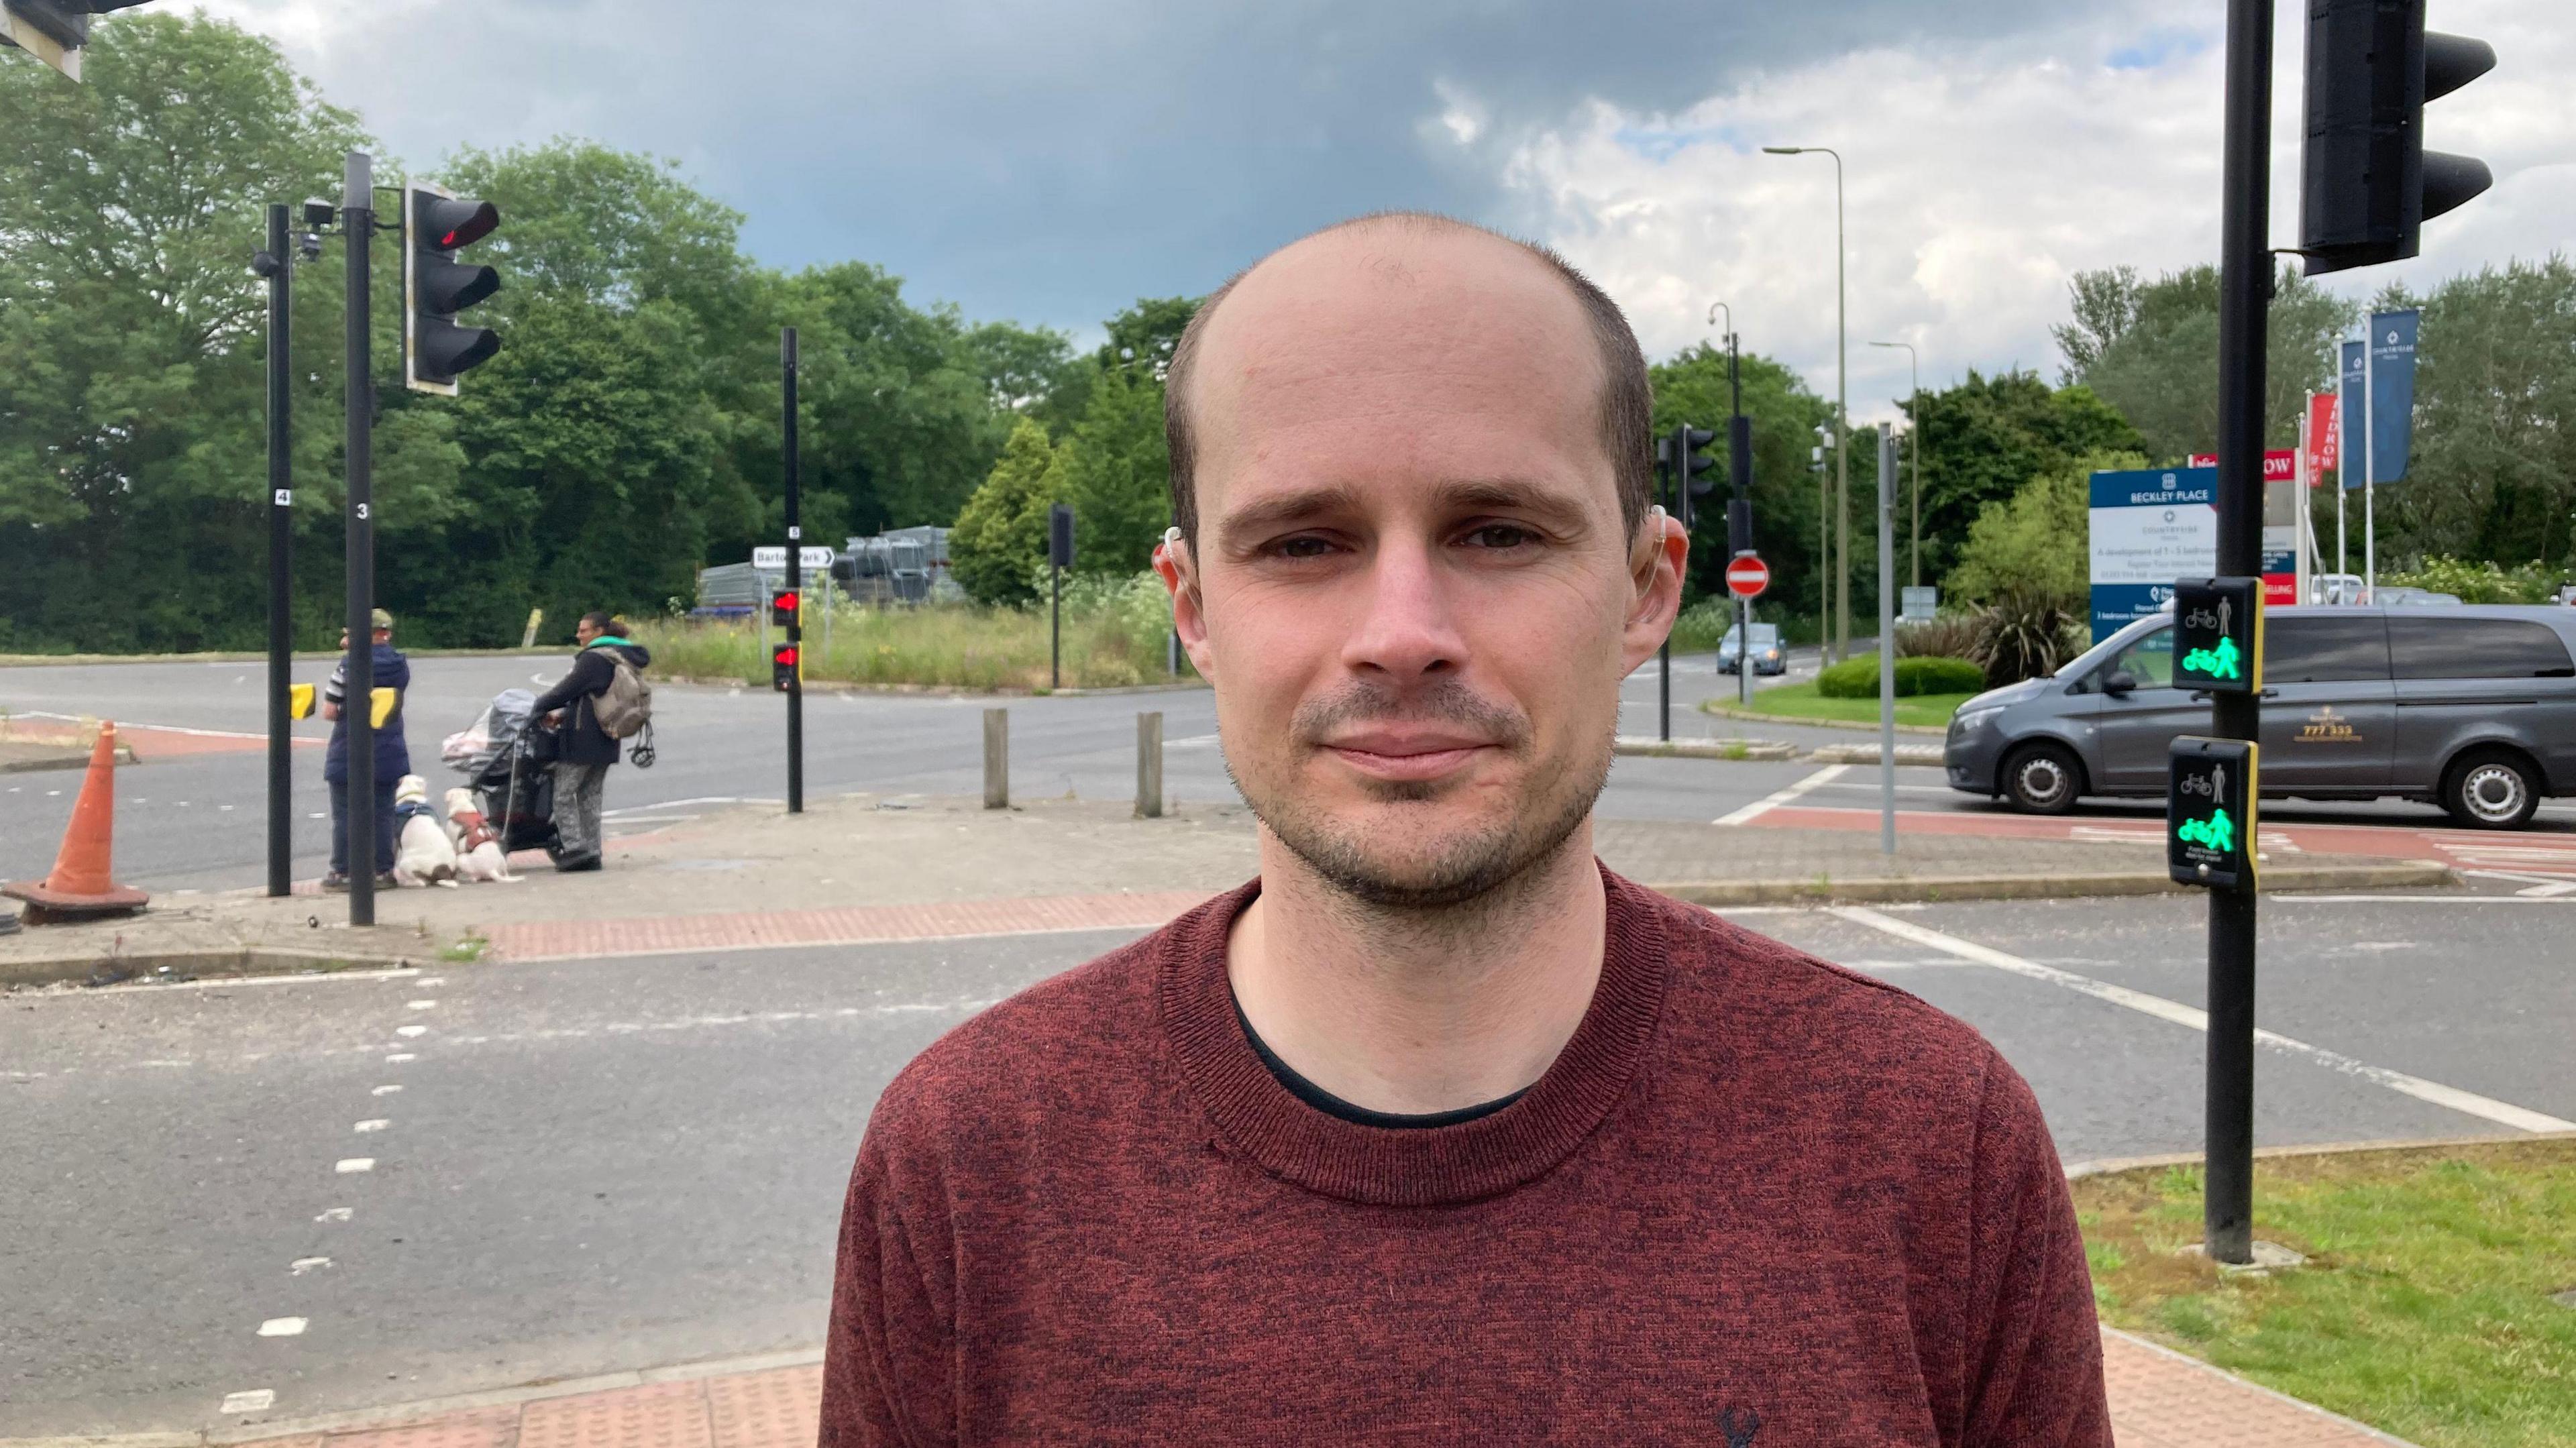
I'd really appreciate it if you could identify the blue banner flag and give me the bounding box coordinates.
[2339,339,2365,490]
[2367,309,2420,483]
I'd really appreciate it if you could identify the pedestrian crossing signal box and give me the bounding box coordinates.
[2169,736,2257,891]
[2174,576,2263,694]
[771,643,800,693]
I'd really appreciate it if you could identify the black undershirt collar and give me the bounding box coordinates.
[1228,985,1529,1129]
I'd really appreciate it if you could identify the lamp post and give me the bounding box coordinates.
[1764,144,1847,662]
[1812,424,1831,647]
[1870,339,1921,590]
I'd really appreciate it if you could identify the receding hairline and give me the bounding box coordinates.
[1163,210,1653,549]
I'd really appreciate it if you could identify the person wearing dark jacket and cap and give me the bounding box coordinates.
[530,612,651,873]
[319,608,410,891]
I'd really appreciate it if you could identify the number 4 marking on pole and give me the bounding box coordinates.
[274,489,293,506]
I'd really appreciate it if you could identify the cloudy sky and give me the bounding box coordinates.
[195,0,2570,422]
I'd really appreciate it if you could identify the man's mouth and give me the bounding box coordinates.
[1316,728,1496,782]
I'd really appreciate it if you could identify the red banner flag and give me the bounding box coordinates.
[2306,394,2340,484]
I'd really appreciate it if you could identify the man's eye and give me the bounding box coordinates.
[1269,535,1337,559]
[1460,524,1539,549]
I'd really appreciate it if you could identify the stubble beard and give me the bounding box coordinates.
[1224,681,1616,913]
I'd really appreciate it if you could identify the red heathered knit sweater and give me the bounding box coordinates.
[821,872,2110,1446]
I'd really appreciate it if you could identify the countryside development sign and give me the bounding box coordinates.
[2088,466,2216,642]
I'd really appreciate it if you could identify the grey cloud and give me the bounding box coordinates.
[248,0,2119,335]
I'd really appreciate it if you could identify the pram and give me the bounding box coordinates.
[440,688,561,856]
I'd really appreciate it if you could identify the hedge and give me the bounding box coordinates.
[1814,654,1986,700]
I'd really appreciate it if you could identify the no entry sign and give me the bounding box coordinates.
[1724,553,1770,598]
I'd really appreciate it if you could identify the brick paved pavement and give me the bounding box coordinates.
[193,1333,2414,1448]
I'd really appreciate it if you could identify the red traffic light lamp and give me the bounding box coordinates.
[771,590,800,628]
[771,643,800,692]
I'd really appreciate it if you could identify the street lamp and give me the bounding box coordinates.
[1764,144,1847,662]
[1870,339,1921,590]
[1813,423,1832,645]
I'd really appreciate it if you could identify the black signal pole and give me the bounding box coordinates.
[262,203,293,899]
[2206,0,2272,1266]
[1656,434,1672,742]
[782,327,804,816]
[342,152,377,927]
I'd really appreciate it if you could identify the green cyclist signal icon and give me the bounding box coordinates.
[2176,807,2236,854]
[2181,635,2243,681]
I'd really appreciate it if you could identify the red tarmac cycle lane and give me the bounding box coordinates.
[1756,803,2576,879]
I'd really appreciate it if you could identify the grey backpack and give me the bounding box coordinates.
[592,653,653,740]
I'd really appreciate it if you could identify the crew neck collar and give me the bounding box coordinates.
[1158,867,1670,1208]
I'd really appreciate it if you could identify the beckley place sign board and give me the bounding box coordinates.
[2088,465,2216,642]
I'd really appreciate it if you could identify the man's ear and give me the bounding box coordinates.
[1153,527,1216,681]
[1620,506,1688,672]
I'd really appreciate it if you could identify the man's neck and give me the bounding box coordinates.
[1226,822,1607,1117]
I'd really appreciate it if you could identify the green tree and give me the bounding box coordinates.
[950,419,1069,606]
[2057,263,2356,463]
[1647,344,1835,622]
[0,11,368,649]
[1905,371,2143,592]
[1945,455,2145,608]
[2363,258,2576,572]
[1064,363,1173,576]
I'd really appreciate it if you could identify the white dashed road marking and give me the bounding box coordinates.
[1714,764,1849,827]
[385,1052,416,1062]
[372,1084,402,1095]
[333,1158,374,1174]
[219,1389,276,1415]
[289,1258,331,1276]
[315,1207,352,1223]
[255,1317,307,1337]
[405,999,437,1010]
[353,1119,389,1133]
[395,1025,427,1038]
[1830,905,2576,1135]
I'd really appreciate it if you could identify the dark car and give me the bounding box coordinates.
[1717,622,1788,676]
[1943,605,2576,829]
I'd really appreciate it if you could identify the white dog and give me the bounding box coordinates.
[443,786,515,883]
[391,775,460,886]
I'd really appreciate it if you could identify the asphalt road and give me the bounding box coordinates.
[6,647,2562,894]
[5,887,2568,1437]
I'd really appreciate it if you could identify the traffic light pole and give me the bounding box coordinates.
[1656,441,1672,742]
[264,203,293,899]
[342,152,377,928]
[2206,0,2273,1267]
[782,327,804,816]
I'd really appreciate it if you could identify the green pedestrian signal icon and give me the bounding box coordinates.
[2174,577,2262,693]
[2174,805,2235,854]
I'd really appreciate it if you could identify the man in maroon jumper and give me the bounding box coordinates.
[822,213,2110,1445]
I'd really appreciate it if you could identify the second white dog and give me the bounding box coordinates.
[443,786,515,883]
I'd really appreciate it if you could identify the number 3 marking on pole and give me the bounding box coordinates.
[355,502,370,519]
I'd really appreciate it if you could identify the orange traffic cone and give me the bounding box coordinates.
[3,722,149,926]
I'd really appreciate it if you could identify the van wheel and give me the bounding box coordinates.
[2002,742,2084,815]
[2442,748,2539,830]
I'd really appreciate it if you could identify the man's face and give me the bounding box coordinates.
[576,620,601,646]
[1165,227,1682,907]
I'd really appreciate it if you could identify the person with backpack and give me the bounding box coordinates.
[530,612,652,873]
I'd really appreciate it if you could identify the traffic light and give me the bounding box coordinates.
[771,590,800,629]
[1675,425,1718,499]
[1048,503,1075,571]
[771,643,800,692]
[403,182,502,394]
[2300,0,2495,275]
[2174,577,2265,693]
[2169,737,2258,891]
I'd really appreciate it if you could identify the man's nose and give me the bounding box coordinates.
[1338,535,1468,685]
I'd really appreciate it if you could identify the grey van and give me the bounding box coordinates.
[1943,606,2576,829]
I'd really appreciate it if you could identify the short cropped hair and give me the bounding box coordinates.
[1163,211,1654,551]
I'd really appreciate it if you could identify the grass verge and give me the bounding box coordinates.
[1709,680,1974,728]
[2075,1139,2576,1447]
[634,577,1191,691]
